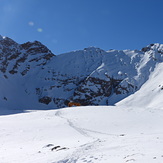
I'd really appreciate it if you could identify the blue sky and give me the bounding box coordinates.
[0,0,163,54]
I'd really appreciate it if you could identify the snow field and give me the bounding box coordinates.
[0,106,163,163]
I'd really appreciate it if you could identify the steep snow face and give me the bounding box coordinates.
[117,62,163,110]
[0,37,163,110]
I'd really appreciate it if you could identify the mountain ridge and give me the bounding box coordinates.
[0,35,162,110]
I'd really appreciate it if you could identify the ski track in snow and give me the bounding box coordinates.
[55,111,90,138]
[54,110,125,163]
[54,109,138,163]
[55,110,103,163]
[53,108,163,163]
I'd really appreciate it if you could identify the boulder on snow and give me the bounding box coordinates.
[39,96,52,105]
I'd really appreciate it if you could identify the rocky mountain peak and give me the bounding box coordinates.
[83,46,105,54]
[0,36,55,75]
[20,40,54,56]
[0,36,18,47]
[141,43,163,53]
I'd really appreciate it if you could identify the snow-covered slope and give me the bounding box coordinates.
[117,62,163,110]
[0,106,163,163]
[0,35,163,110]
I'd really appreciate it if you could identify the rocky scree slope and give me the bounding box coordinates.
[0,35,163,109]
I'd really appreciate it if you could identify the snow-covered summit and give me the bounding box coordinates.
[142,43,163,52]
[83,46,106,54]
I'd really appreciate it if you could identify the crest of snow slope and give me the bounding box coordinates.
[0,106,163,163]
[117,62,163,110]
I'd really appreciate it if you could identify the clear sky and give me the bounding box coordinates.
[0,0,163,55]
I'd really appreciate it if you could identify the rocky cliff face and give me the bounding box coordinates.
[0,37,54,76]
[0,36,163,110]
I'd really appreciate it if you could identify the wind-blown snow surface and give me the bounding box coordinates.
[0,106,163,163]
